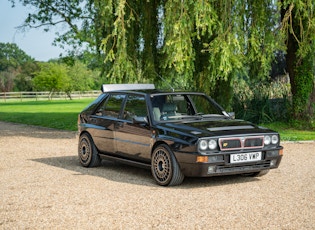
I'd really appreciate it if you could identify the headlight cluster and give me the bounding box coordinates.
[264,135,279,145]
[198,139,218,151]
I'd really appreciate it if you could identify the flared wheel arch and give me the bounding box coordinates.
[151,142,185,186]
[78,131,101,167]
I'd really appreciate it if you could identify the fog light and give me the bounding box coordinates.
[208,155,224,162]
[266,150,279,157]
[207,166,216,174]
[270,159,277,167]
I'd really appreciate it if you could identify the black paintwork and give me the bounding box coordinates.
[78,90,283,177]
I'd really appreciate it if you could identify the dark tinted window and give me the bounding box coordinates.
[123,95,147,121]
[95,94,126,118]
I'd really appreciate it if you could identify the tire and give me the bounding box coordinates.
[78,133,101,167]
[151,144,184,186]
[243,169,270,177]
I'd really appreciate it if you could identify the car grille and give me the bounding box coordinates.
[216,161,271,173]
[219,136,264,151]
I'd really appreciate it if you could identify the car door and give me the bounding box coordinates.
[114,94,152,163]
[91,93,126,154]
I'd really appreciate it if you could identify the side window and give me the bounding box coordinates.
[123,95,147,121]
[95,94,126,118]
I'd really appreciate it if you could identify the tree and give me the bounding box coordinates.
[281,0,315,120]
[33,62,71,99]
[33,61,99,99]
[67,60,100,91]
[14,61,40,91]
[0,42,33,71]
[0,42,34,92]
[0,70,16,92]
[9,0,110,74]
[12,0,315,120]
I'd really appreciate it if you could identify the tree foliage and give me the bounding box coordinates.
[10,0,315,120]
[280,0,315,120]
[33,62,70,98]
[33,60,100,99]
[14,61,40,91]
[0,42,34,71]
[0,42,34,92]
[66,61,99,91]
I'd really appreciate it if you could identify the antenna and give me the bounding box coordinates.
[157,74,174,92]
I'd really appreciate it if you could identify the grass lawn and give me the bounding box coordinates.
[0,99,314,141]
[260,122,315,142]
[0,99,95,131]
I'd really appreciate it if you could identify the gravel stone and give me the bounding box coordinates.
[0,121,314,229]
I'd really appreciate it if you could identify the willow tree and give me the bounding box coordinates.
[281,0,315,120]
[161,0,283,109]
[12,0,315,116]
[101,0,161,83]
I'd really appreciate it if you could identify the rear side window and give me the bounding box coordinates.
[95,94,126,118]
[123,95,147,121]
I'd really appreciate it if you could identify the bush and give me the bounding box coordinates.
[232,77,291,124]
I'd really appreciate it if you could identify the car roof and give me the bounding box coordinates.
[101,84,155,92]
[100,84,205,96]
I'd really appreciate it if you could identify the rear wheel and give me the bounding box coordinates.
[151,144,184,186]
[78,133,101,167]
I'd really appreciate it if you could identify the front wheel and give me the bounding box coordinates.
[78,133,101,167]
[151,144,184,186]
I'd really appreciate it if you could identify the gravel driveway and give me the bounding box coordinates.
[0,121,314,229]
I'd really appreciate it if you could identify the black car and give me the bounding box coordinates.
[78,84,283,186]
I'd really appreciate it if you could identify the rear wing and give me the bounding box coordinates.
[101,84,155,93]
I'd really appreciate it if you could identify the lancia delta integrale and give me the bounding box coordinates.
[78,84,283,186]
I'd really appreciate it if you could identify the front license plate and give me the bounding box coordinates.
[230,152,262,163]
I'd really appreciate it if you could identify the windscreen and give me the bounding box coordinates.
[150,93,224,122]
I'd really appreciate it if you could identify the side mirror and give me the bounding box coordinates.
[228,112,235,119]
[133,116,149,124]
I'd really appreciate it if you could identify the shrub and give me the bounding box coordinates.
[232,77,291,124]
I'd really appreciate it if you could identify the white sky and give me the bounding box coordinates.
[0,0,67,61]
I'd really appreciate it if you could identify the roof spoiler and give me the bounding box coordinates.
[101,84,155,93]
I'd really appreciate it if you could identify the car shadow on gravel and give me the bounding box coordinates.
[31,155,260,188]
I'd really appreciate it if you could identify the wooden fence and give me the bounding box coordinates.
[0,91,101,102]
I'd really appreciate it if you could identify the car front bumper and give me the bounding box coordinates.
[175,147,283,177]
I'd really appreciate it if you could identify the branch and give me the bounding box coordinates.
[18,20,66,29]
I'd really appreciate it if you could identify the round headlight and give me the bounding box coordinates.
[209,139,217,150]
[264,135,271,145]
[199,140,208,150]
[271,135,279,144]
